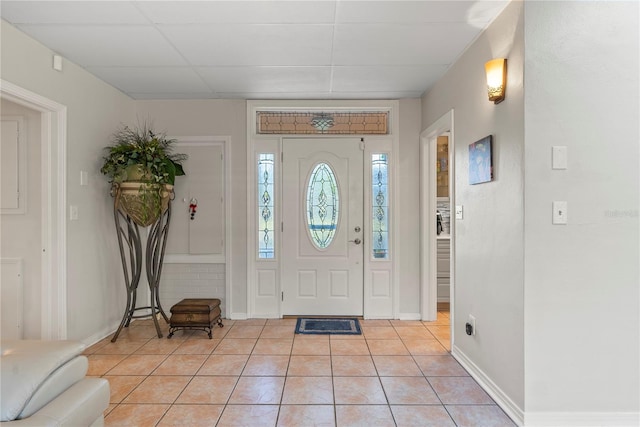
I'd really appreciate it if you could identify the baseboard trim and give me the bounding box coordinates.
[397,312,422,321]
[452,344,525,426]
[525,412,640,426]
[229,312,248,320]
[82,320,122,347]
[249,313,280,319]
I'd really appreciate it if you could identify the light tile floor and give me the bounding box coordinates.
[86,311,516,426]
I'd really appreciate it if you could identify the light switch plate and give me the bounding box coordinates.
[80,170,88,186]
[552,201,567,224]
[455,205,463,220]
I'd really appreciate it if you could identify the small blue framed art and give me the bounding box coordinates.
[469,135,493,184]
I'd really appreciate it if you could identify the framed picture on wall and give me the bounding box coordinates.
[469,135,493,184]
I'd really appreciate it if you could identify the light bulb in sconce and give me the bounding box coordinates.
[485,58,507,104]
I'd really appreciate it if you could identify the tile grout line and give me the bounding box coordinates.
[215,322,262,425]
[272,323,293,427]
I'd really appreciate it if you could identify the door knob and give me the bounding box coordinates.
[349,238,362,245]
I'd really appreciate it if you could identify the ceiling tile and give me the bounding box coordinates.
[137,1,336,24]
[335,0,508,24]
[159,24,334,66]
[465,1,511,24]
[328,91,424,99]
[129,92,220,100]
[197,66,331,93]
[17,25,187,67]
[332,65,447,93]
[332,23,481,66]
[212,90,425,100]
[88,67,212,95]
[0,1,148,24]
[216,91,332,100]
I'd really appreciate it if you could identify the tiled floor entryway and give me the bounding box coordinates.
[85,311,515,426]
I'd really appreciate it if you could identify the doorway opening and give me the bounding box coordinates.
[420,110,454,349]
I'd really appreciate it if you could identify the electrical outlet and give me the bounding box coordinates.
[466,315,476,336]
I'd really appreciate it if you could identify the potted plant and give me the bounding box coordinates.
[100,123,187,226]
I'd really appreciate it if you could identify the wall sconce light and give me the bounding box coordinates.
[485,58,507,104]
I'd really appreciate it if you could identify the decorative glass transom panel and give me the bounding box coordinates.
[306,163,340,249]
[257,111,389,135]
[258,154,275,259]
[372,154,389,259]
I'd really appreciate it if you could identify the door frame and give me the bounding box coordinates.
[1,80,67,339]
[246,100,399,320]
[420,110,455,325]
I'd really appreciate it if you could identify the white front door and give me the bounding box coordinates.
[282,138,364,316]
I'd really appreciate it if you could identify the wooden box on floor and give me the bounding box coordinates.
[168,298,223,339]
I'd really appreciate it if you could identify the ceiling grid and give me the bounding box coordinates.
[1,1,508,99]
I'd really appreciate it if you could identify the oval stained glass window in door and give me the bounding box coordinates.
[306,162,340,249]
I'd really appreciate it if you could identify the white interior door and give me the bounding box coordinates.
[282,138,364,316]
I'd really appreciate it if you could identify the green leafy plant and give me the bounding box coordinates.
[100,122,188,226]
[100,122,187,185]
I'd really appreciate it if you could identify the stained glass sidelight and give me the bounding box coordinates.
[258,154,275,258]
[372,154,389,259]
[306,163,339,249]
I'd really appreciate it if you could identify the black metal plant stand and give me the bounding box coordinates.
[111,190,172,342]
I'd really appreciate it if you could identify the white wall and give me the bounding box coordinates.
[523,0,639,421]
[159,263,225,317]
[134,100,247,316]
[421,0,525,415]
[397,98,422,315]
[1,99,41,338]
[1,20,135,342]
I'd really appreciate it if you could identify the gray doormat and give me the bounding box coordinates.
[295,318,361,335]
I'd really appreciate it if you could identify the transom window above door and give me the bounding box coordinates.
[256,111,389,135]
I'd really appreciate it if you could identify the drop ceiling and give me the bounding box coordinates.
[1,1,509,100]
